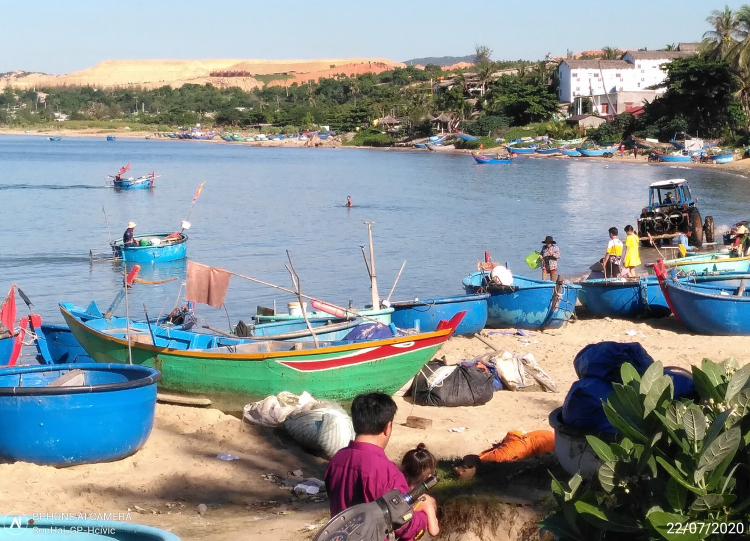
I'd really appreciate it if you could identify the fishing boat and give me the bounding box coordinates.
[457,133,479,141]
[110,232,188,263]
[505,145,537,154]
[576,145,618,157]
[255,305,393,324]
[651,150,694,163]
[107,135,116,141]
[3,518,180,540]
[389,294,489,335]
[113,173,159,190]
[414,143,427,149]
[550,137,586,147]
[579,276,671,318]
[59,303,465,400]
[462,271,580,330]
[647,251,750,275]
[426,143,456,151]
[48,136,62,141]
[471,152,512,164]
[560,147,582,157]
[0,363,159,466]
[535,147,561,156]
[702,151,734,164]
[221,135,233,142]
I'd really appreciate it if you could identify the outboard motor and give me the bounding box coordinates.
[312,476,438,541]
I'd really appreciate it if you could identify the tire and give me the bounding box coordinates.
[704,216,715,243]
[689,208,703,247]
[690,156,697,163]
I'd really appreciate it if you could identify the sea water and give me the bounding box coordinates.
[1,135,749,331]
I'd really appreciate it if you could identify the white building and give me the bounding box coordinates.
[557,50,695,115]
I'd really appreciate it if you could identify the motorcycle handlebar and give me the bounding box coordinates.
[403,475,438,505]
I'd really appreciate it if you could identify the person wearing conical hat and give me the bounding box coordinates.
[540,235,561,281]
[123,221,139,246]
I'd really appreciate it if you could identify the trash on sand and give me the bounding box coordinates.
[448,427,467,433]
[253,516,270,521]
[625,330,638,336]
[292,469,304,477]
[196,504,207,515]
[216,453,239,461]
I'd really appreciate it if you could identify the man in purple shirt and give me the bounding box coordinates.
[325,393,439,541]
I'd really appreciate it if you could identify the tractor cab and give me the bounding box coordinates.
[637,179,712,248]
[647,179,694,210]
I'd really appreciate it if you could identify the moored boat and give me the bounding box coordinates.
[110,232,188,263]
[60,303,465,400]
[579,276,670,319]
[505,145,537,154]
[48,136,62,141]
[0,363,159,465]
[462,271,580,330]
[576,145,618,157]
[471,152,512,164]
[550,137,586,147]
[389,293,489,335]
[255,305,393,324]
[647,251,750,275]
[107,135,116,141]
[651,150,694,163]
[426,143,456,151]
[560,147,581,157]
[457,133,479,141]
[535,147,561,156]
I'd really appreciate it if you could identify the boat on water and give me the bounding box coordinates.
[0,363,159,466]
[426,143,456,151]
[560,147,582,157]
[59,303,465,400]
[535,147,561,156]
[457,133,479,141]
[48,136,62,141]
[389,294,489,336]
[505,145,537,154]
[110,232,188,263]
[107,135,116,141]
[471,152,512,164]
[655,263,750,335]
[462,271,580,330]
[647,251,750,275]
[113,173,159,189]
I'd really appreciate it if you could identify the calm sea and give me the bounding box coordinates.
[2,136,749,331]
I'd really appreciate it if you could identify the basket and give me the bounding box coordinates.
[526,251,541,270]
[139,239,150,246]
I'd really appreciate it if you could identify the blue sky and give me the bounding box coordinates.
[3,0,746,74]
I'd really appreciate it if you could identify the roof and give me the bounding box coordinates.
[623,50,695,60]
[649,179,687,187]
[433,113,453,122]
[561,59,633,69]
[624,105,645,116]
[677,43,700,52]
[567,114,605,121]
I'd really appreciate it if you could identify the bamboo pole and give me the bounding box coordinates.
[386,261,407,303]
[365,222,380,309]
[285,251,319,348]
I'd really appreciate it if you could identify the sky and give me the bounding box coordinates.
[2,0,747,74]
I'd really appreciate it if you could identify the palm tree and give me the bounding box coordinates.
[348,78,360,106]
[664,43,677,51]
[601,47,622,60]
[476,62,495,95]
[702,5,740,60]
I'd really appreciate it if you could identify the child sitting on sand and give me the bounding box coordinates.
[402,443,437,487]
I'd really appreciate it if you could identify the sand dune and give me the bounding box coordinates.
[1,58,406,90]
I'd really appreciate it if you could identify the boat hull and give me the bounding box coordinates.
[36,324,94,363]
[390,294,489,335]
[560,148,582,157]
[506,146,536,154]
[535,148,561,155]
[649,253,750,275]
[576,147,615,157]
[110,232,187,263]
[654,153,692,162]
[425,143,456,151]
[462,272,580,330]
[255,307,392,325]
[60,305,458,400]
[471,153,512,164]
[0,363,159,466]
[457,133,479,141]
[579,277,670,318]
[0,335,15,365]
[113,178,153,189]
[665,280,750,335]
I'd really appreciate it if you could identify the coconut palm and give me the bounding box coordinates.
[702,5,740,60]
[601,47,622,60]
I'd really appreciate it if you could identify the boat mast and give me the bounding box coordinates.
[365,222,380,308]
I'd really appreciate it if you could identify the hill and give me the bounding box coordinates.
[402,55,475,67]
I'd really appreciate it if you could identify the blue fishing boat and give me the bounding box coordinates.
[414,143,427,149]
[0,363,159,465]
[255,306,393,324]
[48,136,62,141]
[390,294,489,335]
[221,135,233,141]
[113,173,159,189]
[471,152,512,164]
[652,150,694,163]
[1,517,180,540]
[662,277,750,335]
[560,147,582,157]
[106,135,116,141]
[462,271,580,330]
[576,145,617,157]
[110,232,187,263]
[579,277,670,318]
[702,151,734,164]
[535,147,561,156]
[506,145,537,154]
[457,133,479,141]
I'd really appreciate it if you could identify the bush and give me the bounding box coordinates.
[463,115,510,137]
[541,358,750,540]
[342,128,396,147]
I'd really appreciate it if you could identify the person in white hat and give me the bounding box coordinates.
[123,222,138,246]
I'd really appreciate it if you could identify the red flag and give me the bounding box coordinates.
[118,162,131,175]
[192,182,205,204]
[0,285,16,333]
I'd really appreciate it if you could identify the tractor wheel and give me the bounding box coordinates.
[689,208,703,248]
[704,216,715,243]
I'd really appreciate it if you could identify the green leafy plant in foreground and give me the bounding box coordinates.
[540,359,750,540]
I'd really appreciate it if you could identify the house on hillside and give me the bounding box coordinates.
[557,49,695,116]
[566,114,606,129]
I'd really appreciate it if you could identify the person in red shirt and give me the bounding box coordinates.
[325,393,439,540]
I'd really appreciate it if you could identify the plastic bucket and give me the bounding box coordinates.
[525,251,541,270]
[139,239,150,246]
[150,238,161,246]
[288,302,307,316]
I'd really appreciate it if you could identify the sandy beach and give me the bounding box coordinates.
[2,311,748,541]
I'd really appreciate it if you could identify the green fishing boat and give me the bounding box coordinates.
[60,303,463,400]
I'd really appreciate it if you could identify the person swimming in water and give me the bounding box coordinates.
[346,196,352,207]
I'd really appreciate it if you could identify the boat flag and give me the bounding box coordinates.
[0,285,16,333]
[192,182,205,204]
[118,163,131,175]
[186,261,231,308]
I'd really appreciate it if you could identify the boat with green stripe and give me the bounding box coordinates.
[60,303,464,400]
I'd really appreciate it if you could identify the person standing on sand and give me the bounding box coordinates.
[539,236,561,281]
[623,225,641,277]
[619,143,625,157]
[633,143,638,159]
[604,227,623,278]
[324,393,439,540]
[346,196,352,207]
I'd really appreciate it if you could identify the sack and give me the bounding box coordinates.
[573,342,654,382]
[478,430,555,462]
[342,323,393,340]
[243,391,316,428]
[284,402,354,458]
[562,377,616,433]
[413,360,494,407]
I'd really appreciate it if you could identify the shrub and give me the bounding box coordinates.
[541,358,750,540]
[463,115,510,137]
[342,128,396,147]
